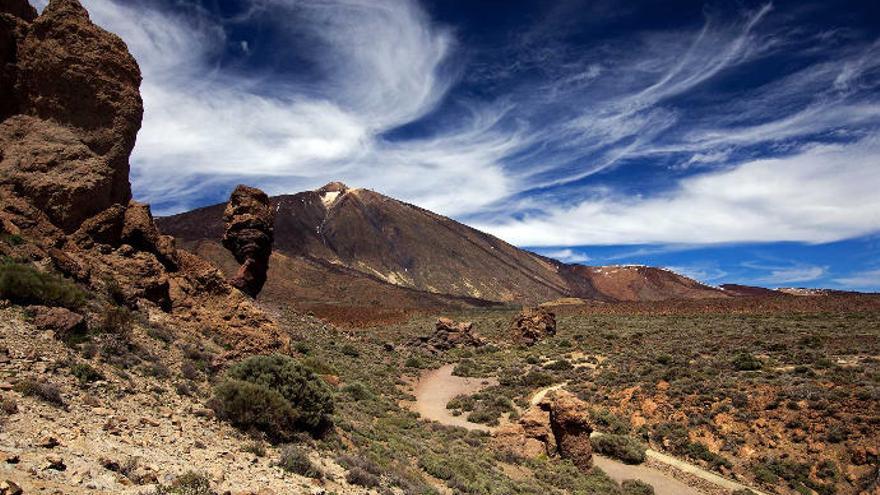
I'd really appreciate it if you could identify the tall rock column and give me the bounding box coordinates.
[222,185,275,298]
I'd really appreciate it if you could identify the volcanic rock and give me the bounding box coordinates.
[222,185,275,298]
[411,317,486,353]
[539,390,593,471]
[0,0,142,232]
[511,307,556,346]
[29,305,86,341]
[122,201,178,270]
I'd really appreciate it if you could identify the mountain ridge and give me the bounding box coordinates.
[157,182,727,312]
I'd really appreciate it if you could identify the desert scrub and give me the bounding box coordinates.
[592,434,647,464]
[732,352,763,371]
[13,378,64,406]
[0,262,86,309]
[148,471,215,495]
[96,305,133,336]
[342,381,374,401]
[277,445,322,478]
[211,354,334,441]
[621,479,655,495]
[71,362,103,385]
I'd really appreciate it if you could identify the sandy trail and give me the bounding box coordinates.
[410,364,499,431]
[411,372,772,495]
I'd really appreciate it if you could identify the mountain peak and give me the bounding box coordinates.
[317,181,349,193]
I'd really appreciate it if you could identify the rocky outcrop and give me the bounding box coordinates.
[494,390,593,471]
[0,0,141,232]
[28,305,85,341]
[411,317,486,353]
[540,390,593,470]
[0,0,286,357]
[221,185,274,298]
[511,307,556,346]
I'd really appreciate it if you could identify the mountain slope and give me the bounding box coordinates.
[158,182,725,308]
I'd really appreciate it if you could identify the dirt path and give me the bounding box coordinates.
[409,364,499,431]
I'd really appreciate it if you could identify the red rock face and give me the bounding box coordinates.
[410,317,486,353]
[222,185,275,298]
[0,0,142,232]
[511,307,556,346]
[539,390,594,471]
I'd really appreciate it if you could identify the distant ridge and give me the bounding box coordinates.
[157,182,727,313]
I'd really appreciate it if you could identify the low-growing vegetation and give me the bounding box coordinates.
[0,262,86,309]
[592,434,647,464]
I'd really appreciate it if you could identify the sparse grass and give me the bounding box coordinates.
[621,479,654,495]
[147,471,215,495]
[0,262,86,308]
[593,434,647,464]
[277,445,322,478]
[71,362,103,386]
[13,378,63,406]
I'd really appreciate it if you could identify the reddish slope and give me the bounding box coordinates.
[157,182,726,307]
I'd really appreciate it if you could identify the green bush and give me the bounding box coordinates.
[212,354,334,440]
[342,381,374,401]
[71,363,103,385]
[621,479,654,495]
[0,263,86,309]
[592,434,647,464]
[732,352,762,371]
[278,445,322,478]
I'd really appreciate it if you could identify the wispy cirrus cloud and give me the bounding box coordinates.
[28,0,880,255]
[833,269,880,289]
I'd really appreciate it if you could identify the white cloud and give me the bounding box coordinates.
[537,248,591,264]
[477,136,880,245]
[744,262,828,284]
[664,265,728,282]
[833,269,880,289]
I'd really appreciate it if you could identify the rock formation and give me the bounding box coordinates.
[221,185,275,298]
[0,0,285,356]
[493,390,593,471]
[410,317,486,353]
[541,390,593,470]
[511,307,556,346]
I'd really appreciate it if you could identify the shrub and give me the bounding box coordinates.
[71,363,103,385]
[241,440,266,457]
[732,490,757,495]
[346,467,381,488]
[212,354,334,440]
[544,359,573,371]
[211,380,297,441]
[0,396,17,415]
[342,381,374,401]
[278,445,322,478]
[14,379,63,406]
[732,352,762,371]
[520,369,554,387]
[340,343,360,357]
[621,479,654,495]
[97,306,133,336]
[149,471,215,495]
[590,408,631,435]
[592,434,647,464]
[0,263,86,309]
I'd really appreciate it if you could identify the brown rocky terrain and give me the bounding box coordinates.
[157,183,728,323]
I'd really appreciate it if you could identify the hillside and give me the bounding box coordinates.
[158,182,725,312]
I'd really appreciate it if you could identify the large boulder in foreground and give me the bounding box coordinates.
[0,0,142,232]
[494,389,593,471]
[540,390,593,470]
[511,307,556,346]
[222,185,275,298]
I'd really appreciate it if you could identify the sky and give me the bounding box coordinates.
[29,0,880,291]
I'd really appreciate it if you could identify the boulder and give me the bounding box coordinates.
[122,201,178,270]
[29,305,86,340]
[0,479,22,495]
[411,317,486,353]
[539,390,593,470]
[0,0,142,232]
[222,185,274,298]
[511,307,556,346]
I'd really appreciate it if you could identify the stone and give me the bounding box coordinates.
[0,480,22,495]
[411,317,486,353]
[510,307,556,346]
[221,185,274,298]
[42,453,66,471]
[540,390,593,471]
[29,305,86,341]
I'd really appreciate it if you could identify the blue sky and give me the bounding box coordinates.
[30,0,880,290]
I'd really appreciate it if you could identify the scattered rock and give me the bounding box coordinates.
[410,317,486,353]
[42,453,66,471]
[221,185,274,298]
[37,434,60,448]
[0,479,22,495]
[29,305,86,341]
[0,451,20,464]
[510,307,556,346]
